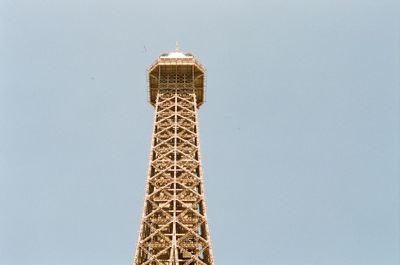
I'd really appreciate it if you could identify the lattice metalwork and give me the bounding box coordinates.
[133,51,214,265]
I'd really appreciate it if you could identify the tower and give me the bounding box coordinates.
[134,49,214,265]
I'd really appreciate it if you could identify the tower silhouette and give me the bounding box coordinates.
[134,49,214,265]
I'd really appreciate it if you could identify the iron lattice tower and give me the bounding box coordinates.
[134,49,214,265]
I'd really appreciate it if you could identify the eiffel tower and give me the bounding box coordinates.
[133,48,214,265]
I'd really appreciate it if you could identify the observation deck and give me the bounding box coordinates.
[148,51,205,107]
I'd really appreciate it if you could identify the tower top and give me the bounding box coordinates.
[159,51,193,59]
[147,49,205,107]
[158,43,195,59]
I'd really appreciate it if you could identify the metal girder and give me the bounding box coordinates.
[134,54,214,265]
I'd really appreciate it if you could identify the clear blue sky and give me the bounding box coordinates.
[1,1,399,265]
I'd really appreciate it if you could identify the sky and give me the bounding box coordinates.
[0,1,399,265]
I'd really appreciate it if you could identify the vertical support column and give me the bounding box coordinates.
[135,58,213,265]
